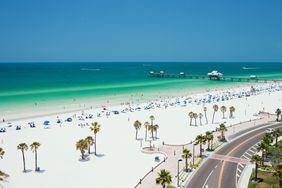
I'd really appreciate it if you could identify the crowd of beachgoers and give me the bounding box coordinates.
[1,82,282,188]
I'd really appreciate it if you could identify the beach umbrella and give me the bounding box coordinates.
[44,120,50,125]
[67,117,72,122]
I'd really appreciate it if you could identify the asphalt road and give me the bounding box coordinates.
[186,123,282,188]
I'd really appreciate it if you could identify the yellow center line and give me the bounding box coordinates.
[217,125,282,188]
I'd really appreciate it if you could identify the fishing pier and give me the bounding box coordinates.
[147,71,282,83]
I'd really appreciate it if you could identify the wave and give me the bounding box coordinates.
[80,68,101,71]
[242,67,260,70]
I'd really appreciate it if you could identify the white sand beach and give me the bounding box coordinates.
[1,82,282,188]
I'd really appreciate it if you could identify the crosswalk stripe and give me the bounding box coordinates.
[245,152,252,157]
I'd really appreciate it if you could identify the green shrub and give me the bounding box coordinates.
[191,158,203,169]
[167,185,177,188]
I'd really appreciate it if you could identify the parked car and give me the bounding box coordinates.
[265,128,274,134]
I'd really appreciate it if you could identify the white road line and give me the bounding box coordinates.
[202,169,214,188]
[242,154,249,159]
[248,149,255,154]
[245,152,252,157]
[236,173,240,177]
[237,168,242,173]
[238,163,244,168]
[250,147,257,152]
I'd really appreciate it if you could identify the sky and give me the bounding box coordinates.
[0,0,282,62]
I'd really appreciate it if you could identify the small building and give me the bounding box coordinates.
[207,70,223,80]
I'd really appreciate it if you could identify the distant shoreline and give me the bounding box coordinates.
[0,81,255,122]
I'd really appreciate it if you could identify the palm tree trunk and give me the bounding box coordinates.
[135,129,138,140]
[276,136,278,146]
[208,141,210,151]
[211,138,214,150]
[81,150,84,159]
[162,184,165,188]
[204,112,208,124]
[200,118,202,125]
[151,130,154,140]
[255,163,258,180]
[35,149,38,171]
[212,111,215,124]
[194,118,197,126]
[200,144,202,157]
[223,112,225,119]
[22,150,26,172]
[145,127,147,141]
[190,118,192,126]
[185,158,188,170]
[88,143,91,154]
[94,133,97,155]
[155,130,158,139]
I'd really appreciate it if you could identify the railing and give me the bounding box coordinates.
[134,148,168,188]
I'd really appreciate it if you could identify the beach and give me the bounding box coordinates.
[1,81,282,188]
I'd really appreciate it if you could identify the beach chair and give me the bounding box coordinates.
[16,125,21,130]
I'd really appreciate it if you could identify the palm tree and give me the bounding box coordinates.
[76,139,88,160]
[195,134,206,157]
[220,106,227,119]
[229,106,235,118]
[133,120,142,140]
[148,124,154,140]
[203,106,208,124]
[156,169,172,188]
[275,108,281,121]
[0,148,4,159]
[205,131,213,151]
[212,104,219,124]
[263,134,273,146]
[0,170,8,183]
[199,113,203,126]
[273,128,281,146]
[193,113,198,126]
[257,142,268,165]
[182,149,192,171]
[85,136,94,154]
[30,142,41,171]
[90,122,101,155]
[218,123,227,141]
[153,124,159,139]
[189,112,194,126]
[144,121,150,141]
[149,115,155,126]
[273,164,282,187]
[251,154,262,181]
[17,143,28,172]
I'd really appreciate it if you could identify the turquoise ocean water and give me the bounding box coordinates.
[1,62,282,112]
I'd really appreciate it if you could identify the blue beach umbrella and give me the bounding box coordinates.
[44,120,50,125]
[66,117,72,122]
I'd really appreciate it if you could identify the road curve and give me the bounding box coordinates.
[186,123,282,188]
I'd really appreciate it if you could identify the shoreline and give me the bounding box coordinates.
[1,81,256,122]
